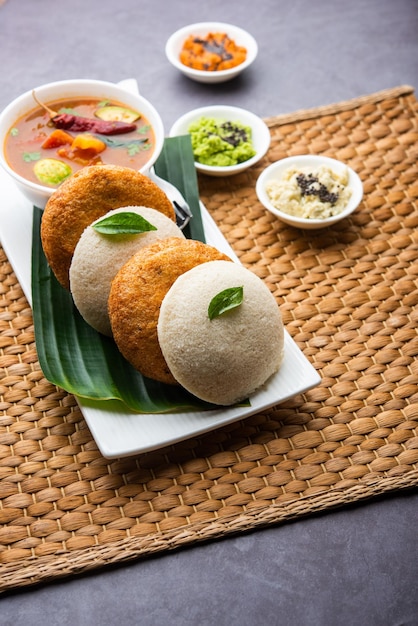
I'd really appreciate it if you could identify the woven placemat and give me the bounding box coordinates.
[1,85,417,591]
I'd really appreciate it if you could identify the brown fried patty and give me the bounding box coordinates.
[108,237,232,385]
[41,164,175,289]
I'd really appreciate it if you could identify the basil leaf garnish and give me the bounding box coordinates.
[93,211,157,235]
[208,286,244,320]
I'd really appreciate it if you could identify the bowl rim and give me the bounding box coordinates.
[169,104,271,174]
[0,78,165,199]
[165,21,258,79]
[255,154,363,227]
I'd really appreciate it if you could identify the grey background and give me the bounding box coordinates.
[0,0,417,624]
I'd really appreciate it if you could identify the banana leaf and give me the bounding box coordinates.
[31,137,217,413]
[154,136,206,243]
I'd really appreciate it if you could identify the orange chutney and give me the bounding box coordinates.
[180,32,247,71]
[4,97,155,187]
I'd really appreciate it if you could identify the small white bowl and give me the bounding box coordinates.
[165,22,258,84]
[0,79,165,208]
[256,155,363,229]
[169,105,270,177]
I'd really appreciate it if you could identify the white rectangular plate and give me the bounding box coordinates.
[0,163,320,458]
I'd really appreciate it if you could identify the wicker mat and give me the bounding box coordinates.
[1,86,417,591]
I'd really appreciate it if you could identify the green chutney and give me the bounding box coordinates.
[188,117,256,167]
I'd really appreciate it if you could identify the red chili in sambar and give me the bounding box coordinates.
[4,97,155,187]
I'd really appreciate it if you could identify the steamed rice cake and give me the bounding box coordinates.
[69,206,185,336]
[157,260,284,405]
[108,238,232,385]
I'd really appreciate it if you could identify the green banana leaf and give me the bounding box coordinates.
[154,136,206,243]
[31,136,218,413]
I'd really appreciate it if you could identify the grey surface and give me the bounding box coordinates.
[1,0,418,624]
[2,492,418,626]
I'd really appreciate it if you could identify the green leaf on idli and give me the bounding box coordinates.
[208,286,244,320]
[93,211,157,235]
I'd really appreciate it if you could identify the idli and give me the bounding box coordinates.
[70,206,185,336]
[109,238,232,385]
[41,164,175,289]
[157,260,284,405]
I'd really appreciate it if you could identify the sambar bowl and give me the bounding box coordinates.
[0,79,165,208]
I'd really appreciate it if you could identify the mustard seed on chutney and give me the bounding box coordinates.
[4,94,155,187]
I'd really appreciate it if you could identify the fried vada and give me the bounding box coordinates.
[69,206,185,337]
[157,260,284,405]
[108,238,232,385]
[41,164,175,289]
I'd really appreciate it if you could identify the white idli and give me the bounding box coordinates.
[157,260,284,405]
[69,206,185,336]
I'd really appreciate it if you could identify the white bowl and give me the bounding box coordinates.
[256,155,363,229]
[169,105,270,177]
[0,79,165,208]
[165,22,258,83]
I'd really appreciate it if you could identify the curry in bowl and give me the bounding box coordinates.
[4,94,155,188]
